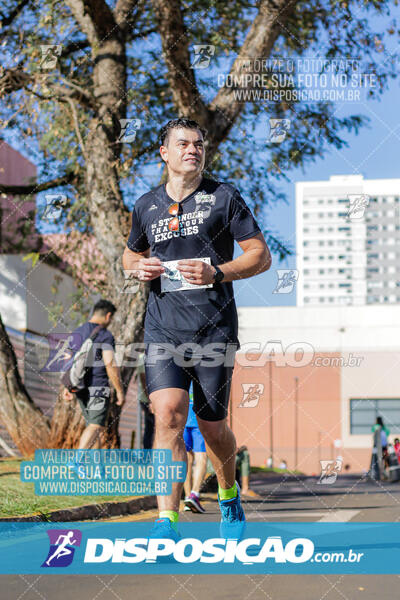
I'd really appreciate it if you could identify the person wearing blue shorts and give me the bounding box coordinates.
[122,117,271,540]
[183,389,207,513]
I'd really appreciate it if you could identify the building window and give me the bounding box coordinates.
[350,399,400,434]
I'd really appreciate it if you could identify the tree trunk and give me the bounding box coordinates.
[0,313,50,455]
[48,387,86,448]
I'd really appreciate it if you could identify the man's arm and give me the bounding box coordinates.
[122,247,165,281]
[177,233,271,284]
[103,349,125,407]
[217,232,271,282]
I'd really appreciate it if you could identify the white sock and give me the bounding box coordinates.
[191,490,199,498]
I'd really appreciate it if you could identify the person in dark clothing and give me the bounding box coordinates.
[122,117,271,539]
[62,299,125,449]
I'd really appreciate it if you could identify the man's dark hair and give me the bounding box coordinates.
[159,118,207,147]
[93,299,117,317]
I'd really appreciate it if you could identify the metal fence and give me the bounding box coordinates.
[0,327,139,456]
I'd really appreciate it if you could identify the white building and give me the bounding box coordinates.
[296,175,400,306]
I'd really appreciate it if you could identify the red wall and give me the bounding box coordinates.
[0,140,38,252]
[230,353,343,475]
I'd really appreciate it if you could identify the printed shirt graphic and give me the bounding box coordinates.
[68,322,115,387]
[127,177,261,347]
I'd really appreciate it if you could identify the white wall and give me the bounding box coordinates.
[1,255,94,335]
[237,305,400,352]
[0,255,27,330]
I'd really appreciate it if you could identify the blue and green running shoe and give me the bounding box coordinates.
[218,482,246,540]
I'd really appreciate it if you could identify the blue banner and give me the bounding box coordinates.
[0,522,399,574]
[20,449,186,496]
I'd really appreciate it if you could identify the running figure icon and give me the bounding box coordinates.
[45,531,77,566]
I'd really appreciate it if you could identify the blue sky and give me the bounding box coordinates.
[3,8,398,309]
[234,74,400,307]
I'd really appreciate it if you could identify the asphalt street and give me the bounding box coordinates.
[3,473,400,600]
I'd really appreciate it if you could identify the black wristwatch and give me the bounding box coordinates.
[213,265,224,283]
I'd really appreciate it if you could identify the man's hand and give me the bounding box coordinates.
[116,389,125,407]
[62,388,74,402]
[177,259,216,285]
[130,257,165,282]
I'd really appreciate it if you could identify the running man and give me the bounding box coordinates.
[45,531,77,566]
[122,117,271,539]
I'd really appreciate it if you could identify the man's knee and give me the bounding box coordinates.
[155,407,186,432]
[198,419,227,445]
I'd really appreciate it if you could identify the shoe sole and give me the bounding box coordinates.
[184,498,206,514]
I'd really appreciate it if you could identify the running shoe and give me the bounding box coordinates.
[218,482,246,540]
[183,498,191,511]
[184,493,206,514]
[148,518,181,541]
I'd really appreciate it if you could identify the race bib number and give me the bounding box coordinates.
[160,257,212,293]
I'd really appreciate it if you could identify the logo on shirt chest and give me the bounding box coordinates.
[194,192,216,219]
[149,193,216,243]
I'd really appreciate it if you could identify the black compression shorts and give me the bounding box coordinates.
[144,343,236,422]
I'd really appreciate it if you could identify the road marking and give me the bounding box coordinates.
[247,510,359,522]
[318,509,359,522]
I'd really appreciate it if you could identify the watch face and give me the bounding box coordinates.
[214,268,224,283]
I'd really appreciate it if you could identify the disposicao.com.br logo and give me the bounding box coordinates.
[82,535,363,565]
[0,522,384,575]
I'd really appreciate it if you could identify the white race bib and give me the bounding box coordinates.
[160,257,212,293]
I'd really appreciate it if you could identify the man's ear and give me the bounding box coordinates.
[159,146,168,162]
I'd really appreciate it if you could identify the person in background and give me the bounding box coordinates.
[62,300,125,450]
[372,416,390,453]
[394,438,400,463]
[279,459,288,470]
[372,416,390,469]
[236,445,261,498]
[136,353,154,449]
[183,387,207,513]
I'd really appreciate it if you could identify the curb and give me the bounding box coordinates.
[0,494,158,522]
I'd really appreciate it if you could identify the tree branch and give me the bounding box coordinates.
[114,0,140,32]
[0,0,31,29]
[0,65,97,110]
[0,172,75,195]
[65,97,89,160]
[61,39,90,58]
[207,0,301,153]
[64,0,117,45]
[150,0,209,123]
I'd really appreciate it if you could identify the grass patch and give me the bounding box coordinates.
[0,457,134,518]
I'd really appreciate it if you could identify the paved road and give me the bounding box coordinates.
[3,474,400,599]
